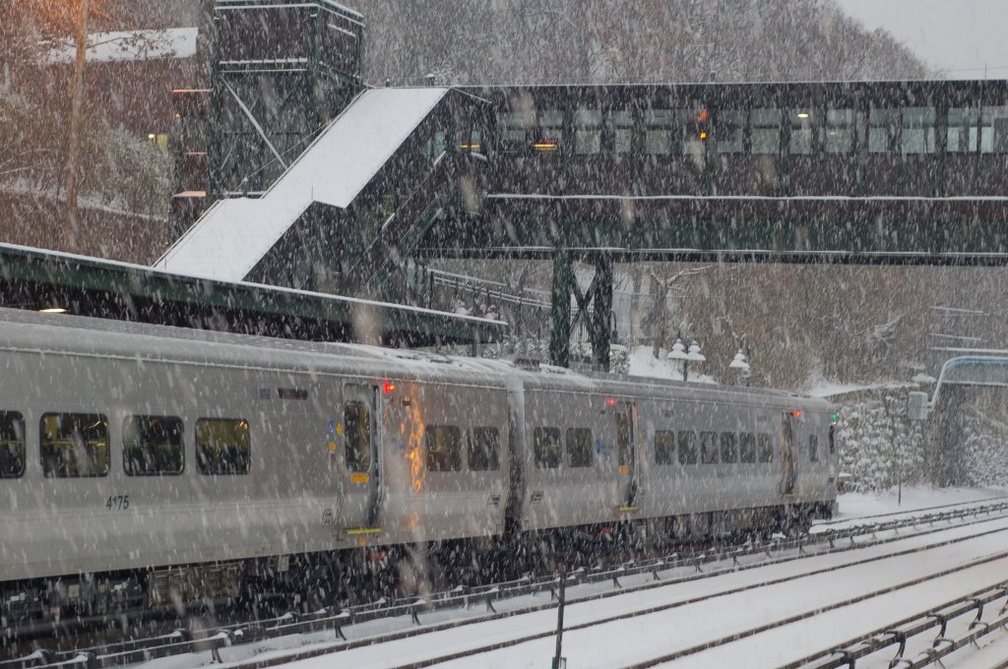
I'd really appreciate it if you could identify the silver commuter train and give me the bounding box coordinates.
[0,308,837,615]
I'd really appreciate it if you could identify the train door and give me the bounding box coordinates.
[779,411,798,497]
[342,384,383,531]
[615,404,639,510]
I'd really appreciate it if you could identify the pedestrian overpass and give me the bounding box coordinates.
[909,355,1008,420]
[164,1,1008,371]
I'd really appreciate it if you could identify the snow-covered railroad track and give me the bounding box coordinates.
[8,504,1008,668]
[254,517,1008,668]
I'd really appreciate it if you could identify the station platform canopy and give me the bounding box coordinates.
[0,243,503,348]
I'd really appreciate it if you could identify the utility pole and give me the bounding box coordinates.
[66,0,91,242]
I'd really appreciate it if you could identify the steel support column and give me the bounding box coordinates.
[590,255,613,372]
[550,250,573,368]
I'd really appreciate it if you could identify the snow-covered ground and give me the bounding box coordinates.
[136,485,1008,669]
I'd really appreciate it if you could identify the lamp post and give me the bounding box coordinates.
[668,337,704,382]
[66,0,91,240]
[729,348,751,386]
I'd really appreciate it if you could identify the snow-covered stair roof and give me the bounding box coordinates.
[155,87,449,282]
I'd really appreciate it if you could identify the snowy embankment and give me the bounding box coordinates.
[624,345,1008,492]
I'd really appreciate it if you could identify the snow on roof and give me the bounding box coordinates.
[46,28,198,64]
[155,87,448,282]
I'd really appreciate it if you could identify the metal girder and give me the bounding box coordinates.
[415,195,1008,265]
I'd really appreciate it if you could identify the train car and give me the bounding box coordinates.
[0,308,836,627]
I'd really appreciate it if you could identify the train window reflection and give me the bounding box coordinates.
[468,426,500,471]
[343,401,371,473]
[196,418,250,475]
[566,427,594,468]
[123,415,184,476]
[654,430,675,465]
[533,427,561,469]
[809,434,820,462]
[425,424,462,472]
[757,433,774,463]
[750,108,781,154]
[0,411,25,479]
[41,413,109,478]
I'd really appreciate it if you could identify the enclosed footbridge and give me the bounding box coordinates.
[162,2,1008,370]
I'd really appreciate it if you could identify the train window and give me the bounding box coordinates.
[868,108,898,153]
[468,427,500,471]
[829,425,836,454]
[825,109,854,153]
[566,427,594,468]
[0,412,25,479]
[123,415,184,476]
[739,432,757,463]
[533,427,562,469]
[607,110,633,154]
[808,434,819,462]
[789,109,817,155]
[947,107,981,153]
[425,425,462,472]
[343,401,371,473]
[901,107,936,154]
[700,431,719,465]
[195,418,250,475]
[654,430,675,465]
[720,432,738,464]
[41,413,109,478]
[750,108,781,154]
[677,431,698,465]
[757,433,774,463]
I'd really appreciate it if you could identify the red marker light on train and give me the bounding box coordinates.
[792,410,801,418]
[605,397,617,406]
[383,382,395,395]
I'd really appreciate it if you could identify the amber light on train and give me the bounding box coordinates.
[533,137,559,151]
[458,143,481,151]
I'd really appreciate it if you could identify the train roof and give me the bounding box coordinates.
[0,308,832,409]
